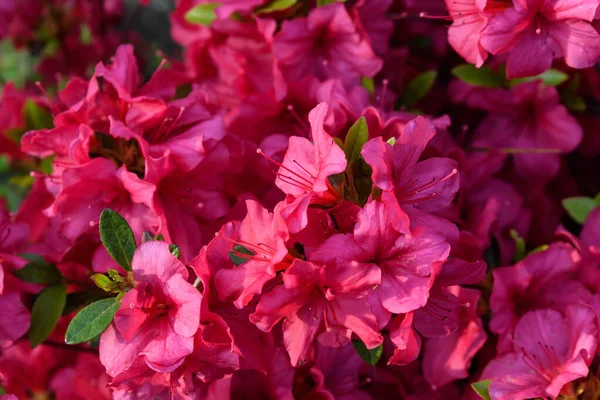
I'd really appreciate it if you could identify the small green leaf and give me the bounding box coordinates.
[154,233,165,241]
[255,0,297,14]
[185,3,220,26]
[352,339,382,366]
[594,193,600,205]
[451,65,504,88]
[361,77,375,95]
[91,274,112,292]
[13,261,62,285]
[22,100,53,130]
[39,156,54,174]
[29,283,67,348]
[528,244,549,256]
[0,155,9,173]
[344,117,369,164]
[471,380,492,400]
[0,382,5,395]
[99,209,136,272]
[229,244,254,266]
[561,73,586,112]
[65,297,121,345]
[386,137,397,146]
[402,70,437,107]
[508,68,569,88]
[169,244,181,259]
[107,269,122,281]
[317,0,346,5]
[79,24,93,45]
[562,196,597,224]
[509,229,526,262]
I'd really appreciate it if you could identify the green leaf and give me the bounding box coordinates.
[29,283,67,348]
[79,24,93,45]
[65,297,121,345]
[142,231,154,243]
[471,380,492,400]
[361,77,375,95]
[451,65,504,89]
[255,0,297,14]
[91,273,112,292]
[0,382,5,395]
[562,196,597,224]
[317,0,346,5]
[229,244,254,266]
[99,209,136,272]
[0,155,9,174]
[0,39,38,88]
[13,261,62,285]
[528,244,549,256]
[509,229,526,262]
[169,244,181,259]
[184,3,220,26]
[561,73,586,112]
[352,339,382,366]
[402,70,437,107]
[386,137,397,146]
[508,68,569,88]
[344,117,369,164]
[22,100,53,131]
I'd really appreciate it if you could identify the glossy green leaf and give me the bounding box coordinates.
[344,117,369,164]
[317,0,346,5]
[509,229,526,262]
[256,0,297,14]
[13,260,62,285]
[508,68,569,88]
[65,297,121,345]
[29,283,67,348]
[352,339,382,366]
[184,3,219,26]
[451,65,503,88]
[23,100,53,130]
[91,273,112,292]
[562,196,597,224]
[229,244,254,266]
[471,380,492,400]
[99,209,136,272]
[402,70,437,107]
[361,77,375,95]
[169,244,181,259]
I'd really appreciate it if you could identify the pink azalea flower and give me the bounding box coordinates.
[249,259,383,366]
[310,193,450,315]
[100,241,202,376]
[260,103,347,233]
[273,3,382,89]
[576,207,600,294]
[444,0,489,67]
[388,312,422,366]
[214,199,290,308]
[490,242,590,340]
[49,353,111,400]
[483,305,598,399]
[452,80,583,185]
[362,116,459,213]
[351,0,394,56]
[48,158,159,241]
[480,0,600,78]
[422,287,487,388]
[0,291,30,348]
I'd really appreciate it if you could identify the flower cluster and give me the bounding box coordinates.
[1,0,600,399]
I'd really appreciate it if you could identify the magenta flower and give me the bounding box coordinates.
[480,0,600,78]
[214,199,290,308]
[273,3,382,89]
[444,0,489,67]
[490,243,590,340]
[260,103,347,233]
[362,116,459,214]
[249,259,382,366]
[483,305,598,399]
[100,241,202,376]
[311,193,450,314]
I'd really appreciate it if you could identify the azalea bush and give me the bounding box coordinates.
[1,0,600,399]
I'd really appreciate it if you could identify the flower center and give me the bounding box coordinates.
[397,168,458,205]
[88,132,145,178]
